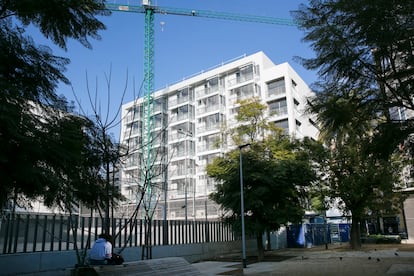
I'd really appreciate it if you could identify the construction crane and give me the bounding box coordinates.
[105,0,295,242]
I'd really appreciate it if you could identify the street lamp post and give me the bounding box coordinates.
[239,143,250,269]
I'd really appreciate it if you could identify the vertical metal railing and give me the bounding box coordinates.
[0,213,236,254]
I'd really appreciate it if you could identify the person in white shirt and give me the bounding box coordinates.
[89,233,112,265]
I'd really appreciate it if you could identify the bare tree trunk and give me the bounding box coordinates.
[256,233,264,261]
[266,230,271,251]
[350,216,362,249]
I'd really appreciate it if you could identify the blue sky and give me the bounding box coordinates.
[27,0,316,138]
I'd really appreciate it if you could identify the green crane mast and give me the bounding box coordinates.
[105,0,295,225]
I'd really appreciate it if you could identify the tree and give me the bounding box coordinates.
[230,97,267,143]
[1,0,108,50]
[307,92,405,249]
[0,1,109,209]
[293,0,413,248]
[293,0,414,152]
[207,98,317,259]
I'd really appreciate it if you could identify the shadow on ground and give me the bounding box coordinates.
[199,243,414,264]
[202,252,296,265]
[194,243,414,275]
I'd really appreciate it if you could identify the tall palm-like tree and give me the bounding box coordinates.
[309,89,402,249]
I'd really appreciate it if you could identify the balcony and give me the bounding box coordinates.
[269,106,288,117]
[169,96,190,108]
[195,86,220,98]
[170,112,191,124]
[197,124,220,134]
[196,104,225,116]
[227,72,254,87]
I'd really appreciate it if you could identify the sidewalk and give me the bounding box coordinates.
[18,244,414,275]
[192,244,414,275]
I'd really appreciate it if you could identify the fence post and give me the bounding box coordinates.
[32,215,40,252]
[1,214,9,254]
[139,219,143,246]
[87,216,92,249]
[23,215,30,252]
[13,214,20,253]
[65,216,70,250]
[79,216,84,249]
[7,213,15,253]
[206,221,210,243]
[163,218,168,245]
[50,215,56,251]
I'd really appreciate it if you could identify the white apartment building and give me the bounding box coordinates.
[119,51,319,221]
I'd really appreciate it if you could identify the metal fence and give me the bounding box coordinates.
[0,213,236,254]
[287,223,351,248]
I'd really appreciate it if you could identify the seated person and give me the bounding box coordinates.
[89,233,112,265]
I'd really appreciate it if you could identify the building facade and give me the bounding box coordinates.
[119,51,319,220]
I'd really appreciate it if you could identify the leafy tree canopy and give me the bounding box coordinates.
[208,141,316,230]
[1,0,108,49]
[207,98,319,256]
[0,1,111,210]
[293,0,414,152]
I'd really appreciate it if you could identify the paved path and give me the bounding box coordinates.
[193,244,414,275]
[20,244,414,275]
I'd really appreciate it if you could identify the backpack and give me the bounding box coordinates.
[108,253,124,265]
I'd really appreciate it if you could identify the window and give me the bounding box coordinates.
[239,64,253,82]
[274,119,289,130]
[390,107,407,121]
[199,133,221,151]
[230,107,240,115]
[178,87,189,99]
[199,153,220,166]
[267,78,285,97]
[308,118,317,127]
[220,95,226,107]
[207,94,219,106]
[153,114,164,128]
[230,83,255,99]
[206,113,220,127]
[126,105,141,122]
[126,137,141,149]
[228,64,254,86]
[268,98,288,116]
[126,153,140,167]
[128,121,142,135]
[207,77,219,92]
[154,97,165,109]
[294,98,300,106]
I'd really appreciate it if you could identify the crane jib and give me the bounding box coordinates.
[104,3,296,26]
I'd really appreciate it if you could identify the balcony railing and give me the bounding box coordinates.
[196,104,225,116]
[227,72,254,87]
[197,124,220,134]
[169,96,191,107]
[195,86,220,98]
[269,106,288,117]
